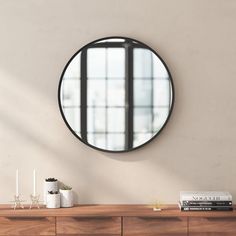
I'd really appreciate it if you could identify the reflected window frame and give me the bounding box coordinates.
[80,39,156,151]
[58,36,174,153]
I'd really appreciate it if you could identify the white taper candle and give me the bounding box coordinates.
[16,169,19,196]
[33,169,36,196]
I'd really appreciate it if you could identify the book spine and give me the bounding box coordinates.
[180,207,233,211]
[180,196,232,201]
[181,201,232,206]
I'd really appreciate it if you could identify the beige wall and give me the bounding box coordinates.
[0,0,236,204]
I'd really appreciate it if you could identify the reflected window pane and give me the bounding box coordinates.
[133,48,152,79]
[153,55,168,78]
[97,39,125,43]
[87,134,106,150]
[107,48,125,78]
[63,53,81,78]
[133,133,153,148]
[87,48,106,78]
[107,108,125,132]
[87,108,106,132]
[61,79,80,107]
[134,108,152,132]
[153,80,171,107]
[107,80,125,106]
[134,79,152,106]
[153,107,169,132]
[107,134,125,150]
[87,80,106,106]
[63,107,80,133]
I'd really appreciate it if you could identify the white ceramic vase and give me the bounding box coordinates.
[44,180,58,204]
[59,189,73,208]
[46,193,60,208]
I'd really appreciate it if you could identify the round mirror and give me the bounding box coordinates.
[58,37,174,152]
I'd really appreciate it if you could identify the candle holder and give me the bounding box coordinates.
[153,201,162,212]
[10,195,25,210]
[30,194,41,209]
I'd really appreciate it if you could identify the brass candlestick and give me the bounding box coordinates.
[153,201,162,211]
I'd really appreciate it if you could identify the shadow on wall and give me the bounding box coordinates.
[0,70,146,202]
[1,55,234,203]
[0,28,234,202]
[0,67,226,204]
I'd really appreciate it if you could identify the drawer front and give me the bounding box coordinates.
[123,216,187,236]
[0,216,55,235]
[57,216,121,235]
[189,217,236,236]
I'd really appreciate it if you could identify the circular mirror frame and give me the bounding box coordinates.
[58,36,175,153]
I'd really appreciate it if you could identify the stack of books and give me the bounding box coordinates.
[179,191,233,211]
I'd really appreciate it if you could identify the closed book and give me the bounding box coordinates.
[178,203,233,211]
[180,191,232,201]
[181,201,232,207]
[180,206,233,211]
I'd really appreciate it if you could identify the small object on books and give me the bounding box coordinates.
[179,191,233,211]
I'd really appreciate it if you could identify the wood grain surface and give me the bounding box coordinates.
[57,216,121,235]
[123,216,187,236]
[189,217,236,236]
[0,205,235,218]
[0,205,235,235]
[0,216,55,235]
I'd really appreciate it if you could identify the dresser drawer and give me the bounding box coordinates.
[57,216,121,235]
[123,216,187,236]
[0,216,55,235]
[189,217,236,236]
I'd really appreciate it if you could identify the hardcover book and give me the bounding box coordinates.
[180,206,233,211]
[178,203,233,211]
[181,201,232,207]
[180,191,232,201]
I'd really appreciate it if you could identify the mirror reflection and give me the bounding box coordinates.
[59,37,174,152]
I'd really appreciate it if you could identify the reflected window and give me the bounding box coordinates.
[133,48,171,145]
[60,38,172,151]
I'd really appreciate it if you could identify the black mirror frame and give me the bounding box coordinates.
[58,36,175,153]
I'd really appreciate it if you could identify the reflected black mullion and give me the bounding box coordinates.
[169,82,172,110]
[80,49,88,142]
[105,48,108,149]
[89,42,147,49]
[151,54,154,135]
[63,105,169,109]
[125,41,134,150]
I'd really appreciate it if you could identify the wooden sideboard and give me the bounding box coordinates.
[0,204,236,235]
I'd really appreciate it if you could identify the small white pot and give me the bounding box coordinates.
[59,189,74,208]
[44,180,58,204]
[46,193,60,208]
